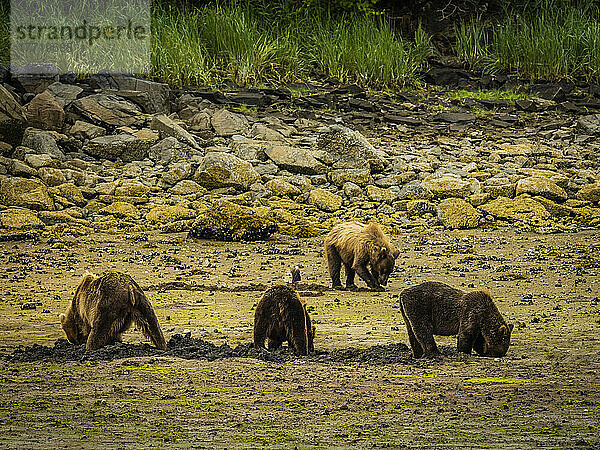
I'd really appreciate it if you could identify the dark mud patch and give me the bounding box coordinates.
[3,334,422,365]
[144,281,330,294]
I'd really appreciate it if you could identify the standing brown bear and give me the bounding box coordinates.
[254,285,315,355]
[399,281,513,358]
[60,271,167,351]
[324,221,399,291]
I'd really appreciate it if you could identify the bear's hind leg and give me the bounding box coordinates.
[325,244,343,289]
[132,294,167,350]
[400,303,424,358]
[267,337,283,350]
[344,262,358,290]
[410,319,439,358]
[86,314,123,351]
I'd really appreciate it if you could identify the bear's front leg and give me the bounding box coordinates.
[457,324,476,355]
[352,263,382,291]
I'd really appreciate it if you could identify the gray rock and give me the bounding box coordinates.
[251,123,286,141]
[70,120,106,140]
[193,152,261,190]
[161,162,193,185]
[315,124,387,172]
[343,181,363,198]
[24,153,57,169]
[398,181,434,200]
[0,84,27,145]
[424,175,471,199]
[38,167,67,186]
[21,128,65,160]
[11,63,59,93]
[211,108,249,136]
[148,137,187,165]
[168,179,205,196]
[26,90,65,130]
[150,114,200,149]
[83,134,150,162]
[70,94,144,128]
[46,82,83,107]
[329,168,373,187]
[8,159,37,177]
[95,73,170,113]
[577,114,600,135]
[232,140,268,162]
[265,144,326,175]
[434,112,476,123]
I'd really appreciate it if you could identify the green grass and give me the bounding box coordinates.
[446,89,529,101]
[455,0,600,82]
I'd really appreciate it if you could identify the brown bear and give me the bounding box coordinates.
[60,271,167,351]
[324,221,399,291]
[254,284,315,356]
[399,281,513,358]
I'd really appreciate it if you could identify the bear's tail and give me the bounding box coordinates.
[130,284,167,350]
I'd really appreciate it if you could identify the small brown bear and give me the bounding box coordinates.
[399,281,513,358]
[60,271,167,351]
[254,284,315,355]
[324,221,399,291]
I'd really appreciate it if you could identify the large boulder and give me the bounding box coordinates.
[437,198,481,229]
[0,177,54,210]
[211,108,249,136]
[193,152,261,190]
[150,114,200,149]
[0,207,44,229]
[577,182,600,203]
[148,137,187,165]
[264,145,326,175]
[146,205,196,225]
[329,168,373,187]
[479,195,551,226]
[515,176,567,202]
[10,63,59,93]
[26,90,65,130]
[308,188,342,212]
[424,175,471,199]
[314,124,387,172]
[70,120,106,140]
[265,177,302,198]
[70,94,144,128]
[46,82,83,108]
[21,128,65,160]
[188,200,277,241]
[0,84,28,145]
[100,201,141,220]
[83,134,150,162]
[366,185,396,203]
[398,181,434,200]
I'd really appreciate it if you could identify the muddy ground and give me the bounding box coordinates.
[0,227,598,449]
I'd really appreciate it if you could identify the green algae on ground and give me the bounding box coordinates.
[390,373,441,378]
[466,377,533,384]
[123,365,180,378]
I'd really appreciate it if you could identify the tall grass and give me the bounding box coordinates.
[455,0,600,82]
[152,2,430,88]
[0,3,9,66]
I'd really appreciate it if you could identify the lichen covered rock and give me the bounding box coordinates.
[0,177,54,211]
[479,195,551,226]
[308,188,342,212]
[0,207,44,229]
[437,198,481,229]
[188,200,277,241]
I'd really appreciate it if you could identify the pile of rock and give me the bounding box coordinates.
[1,64,599,239]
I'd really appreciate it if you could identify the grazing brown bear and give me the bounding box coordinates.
[254,285,315,355]
[60,272,167,351]
[324,221,399,291]
[399,281,513,358]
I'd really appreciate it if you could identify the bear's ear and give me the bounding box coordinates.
[508,323,514,333]
[392,249,400,259]
[59,313,66,325]
[380,246,389,258]
[499,324,509,336]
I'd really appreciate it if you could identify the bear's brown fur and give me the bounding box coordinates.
[60,271,167,351]
[399,281,513,358]
[324,221,399,291]
[254,284,315,355]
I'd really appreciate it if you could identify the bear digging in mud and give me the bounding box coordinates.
[254,285,315,356]
[399,281,513,358]
[324,221,400,291]
[60,271,167,351]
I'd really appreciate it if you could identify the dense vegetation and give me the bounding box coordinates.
[1,0,600,88]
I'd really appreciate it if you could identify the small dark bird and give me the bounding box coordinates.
[291,266,301,288]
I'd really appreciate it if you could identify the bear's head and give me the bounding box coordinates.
[59,305,84,345]
[370,245,400,287]
[481,323,514,357]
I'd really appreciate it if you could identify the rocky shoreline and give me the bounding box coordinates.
[1,64,599,240]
